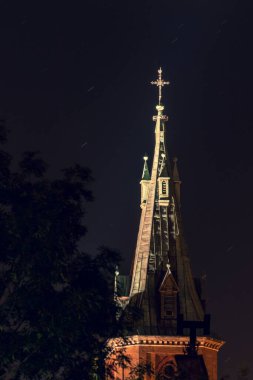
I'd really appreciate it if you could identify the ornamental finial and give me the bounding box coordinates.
[151,67,170,105]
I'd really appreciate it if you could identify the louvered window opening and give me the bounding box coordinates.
[163,295,176,317]
[162,181,167,195]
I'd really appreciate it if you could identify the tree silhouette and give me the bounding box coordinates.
[0,121,123,379]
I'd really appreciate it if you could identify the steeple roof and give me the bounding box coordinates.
[126,68,205,336]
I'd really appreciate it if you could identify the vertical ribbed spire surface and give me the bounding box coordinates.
[128,68,204,335]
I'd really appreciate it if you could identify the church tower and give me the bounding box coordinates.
[110,69,224,380]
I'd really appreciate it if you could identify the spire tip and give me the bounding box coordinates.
[151,68,170,106]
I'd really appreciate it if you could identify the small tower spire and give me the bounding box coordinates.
[140,155,150,208]
[142,155,150,180]
[151,67,170,105]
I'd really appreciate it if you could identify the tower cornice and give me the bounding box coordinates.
[109,335,225,352]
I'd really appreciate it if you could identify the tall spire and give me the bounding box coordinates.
[128,67,205,330]
[130,69,170,298]
[151,67,170,105]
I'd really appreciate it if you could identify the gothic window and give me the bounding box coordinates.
[159,364,176,379]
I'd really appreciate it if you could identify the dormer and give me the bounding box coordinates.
[159,266,179,320]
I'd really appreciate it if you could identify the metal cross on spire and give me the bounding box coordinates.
[151,67,170,105]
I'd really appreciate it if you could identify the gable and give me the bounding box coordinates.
[159,269,179,293]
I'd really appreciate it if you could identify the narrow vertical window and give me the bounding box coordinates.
[162,180,167,195]
[162,294,177,319]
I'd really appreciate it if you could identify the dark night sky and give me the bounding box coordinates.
[1,0,253,378]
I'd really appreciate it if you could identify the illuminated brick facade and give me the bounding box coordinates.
[109,336,224,380]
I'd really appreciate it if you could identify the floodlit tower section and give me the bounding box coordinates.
[110,68,224,380]
[129,102,169,297]
[129,67,205,326]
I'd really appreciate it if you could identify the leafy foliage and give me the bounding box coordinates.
[0,121,123,379]
[126,363,153,380]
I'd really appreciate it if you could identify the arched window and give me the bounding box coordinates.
[159,364,176,379]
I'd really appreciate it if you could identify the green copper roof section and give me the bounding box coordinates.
[141,155,151,180]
